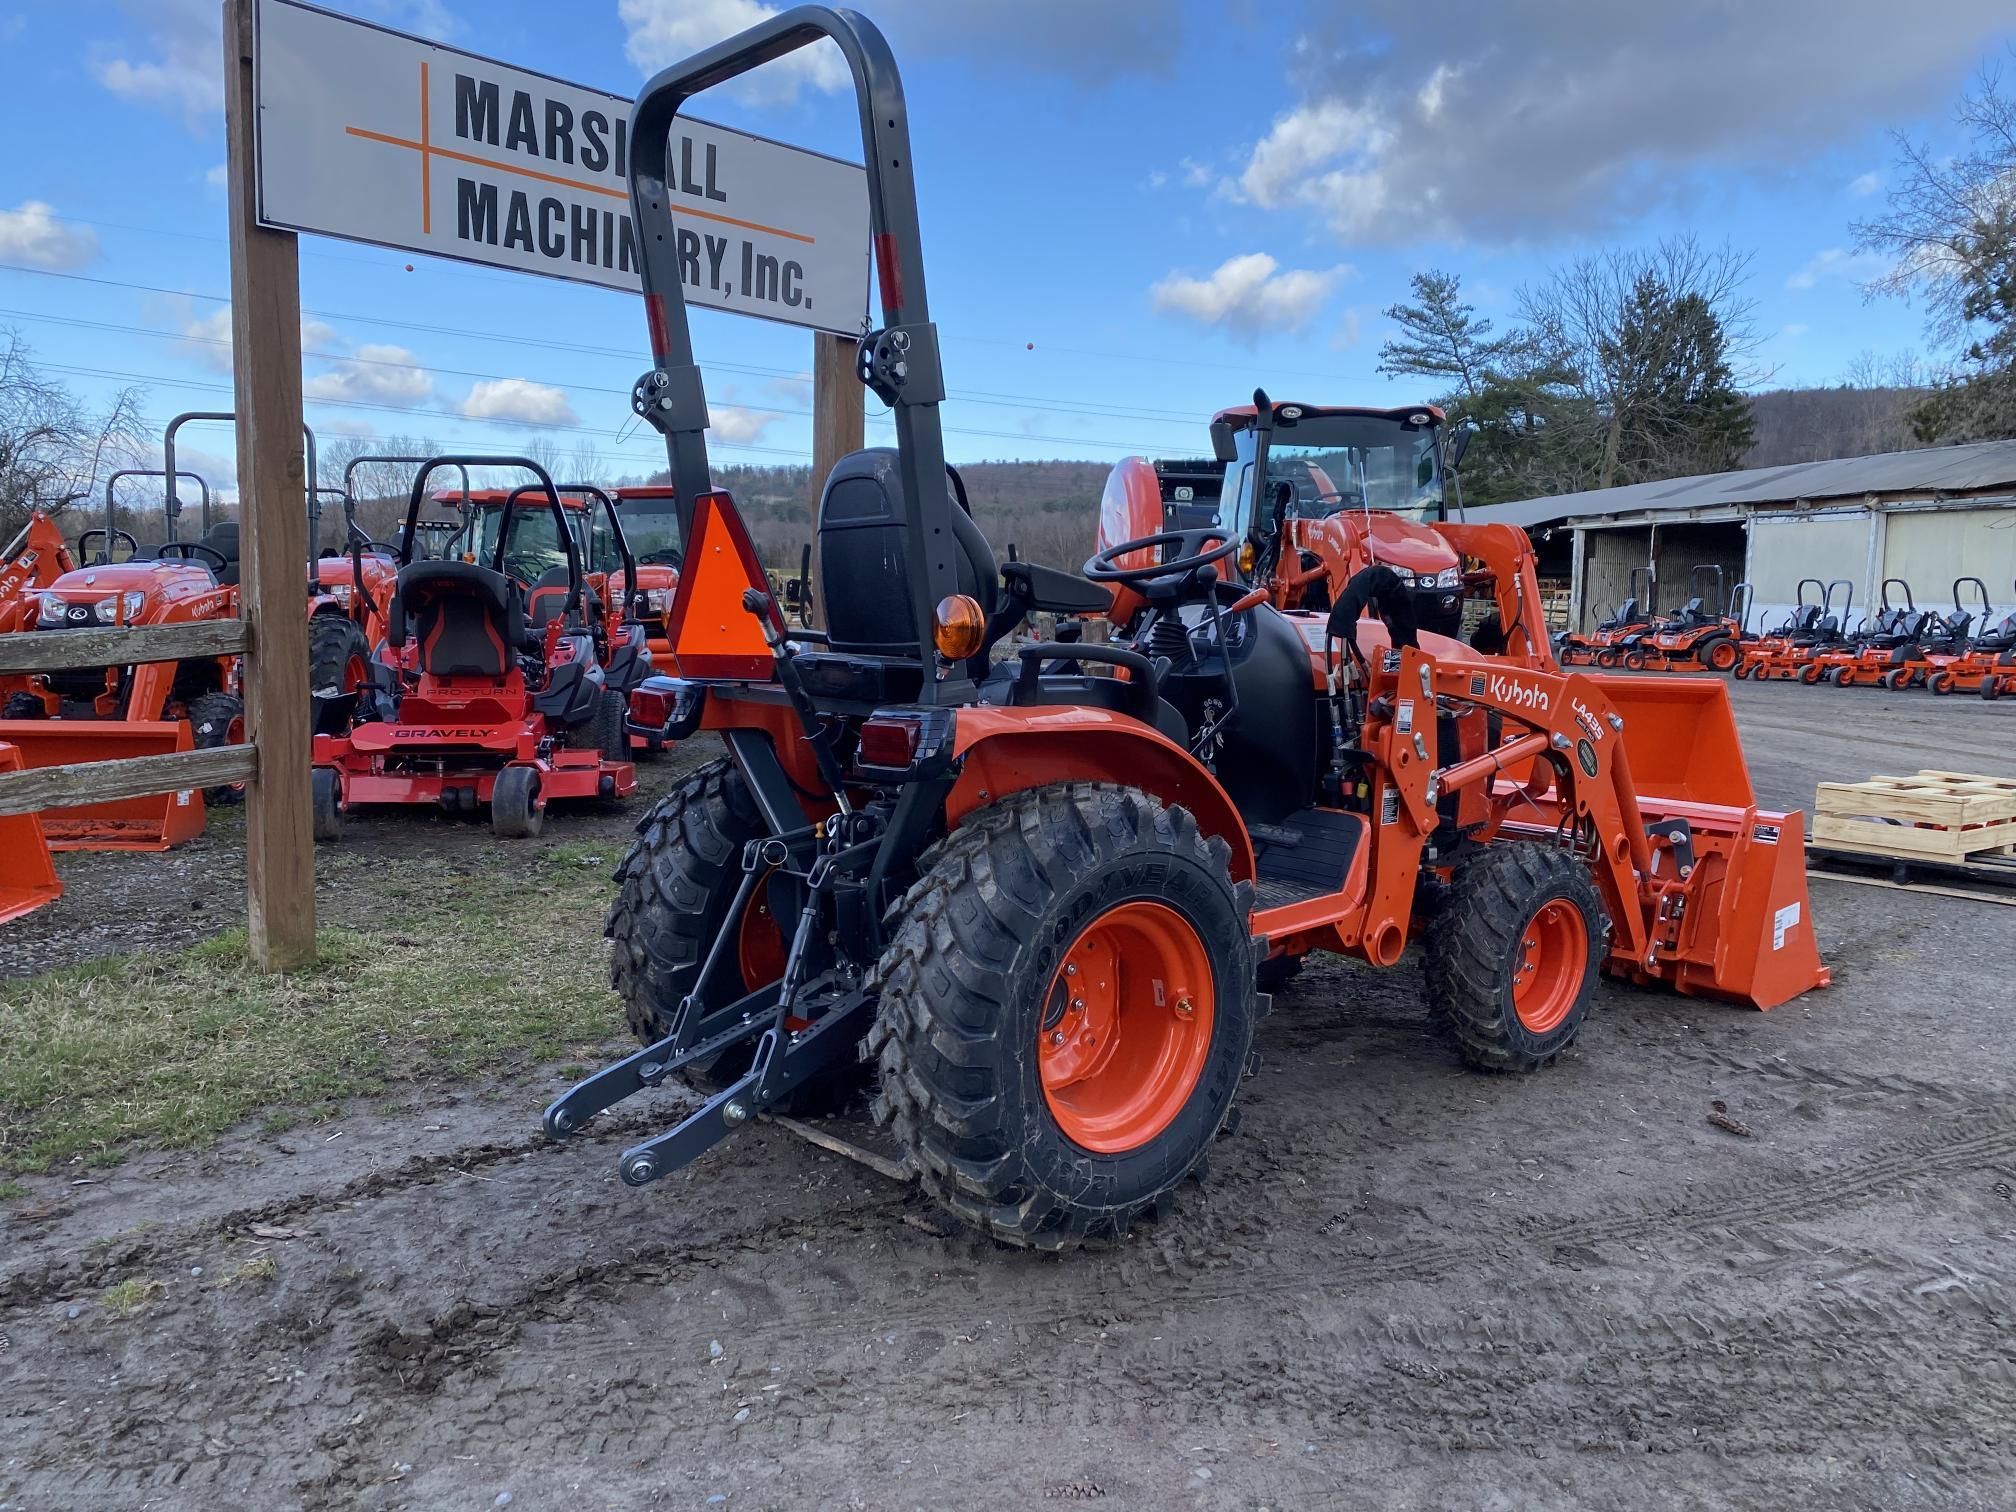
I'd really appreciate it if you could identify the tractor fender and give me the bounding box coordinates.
[946,705,1255,882]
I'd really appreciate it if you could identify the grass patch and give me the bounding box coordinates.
[217,1255,278,1287]
[102,1278,164,1317]
[0,1179,26,1201]
[1,842,625,1175]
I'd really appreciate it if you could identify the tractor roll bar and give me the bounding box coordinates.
[341,455,474,538]
[105,469,209,543]
[503,483,644,619]
[162,412,318,552]
[627,5,970,703]
[398,456,584,623]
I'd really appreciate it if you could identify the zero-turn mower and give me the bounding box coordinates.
[1557,569,1653,667]
[309,458,637,840]
[543,7,1829,1250]
[1733,578,1853,681]
[1924,580,2016,698]
[1808,579,1935,689]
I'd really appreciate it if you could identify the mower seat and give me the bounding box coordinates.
[206,523,242,587]
[387,561,529,677]
[527,566,601,630]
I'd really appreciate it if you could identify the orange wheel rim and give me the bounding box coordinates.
[1710,640,1738,669]
[1038,900,1214,1154]
[343,654,369,694]
[736,867,787,989]
[1511,899,1587,1034]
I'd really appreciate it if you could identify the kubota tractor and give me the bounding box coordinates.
[542,8,1829,1251]
[0,514,78,633]
[0,521,241,847]
[1099,403,1470,637]
[608,485,685,660]
[309,458,637,840]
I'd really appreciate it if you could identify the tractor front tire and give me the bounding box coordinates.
[2,691,44,719]
[492,764,544,838]
[867,784,1257,1250]
[1424,843,1606,1073]
[187,691,246,805]
[308,615,373,735]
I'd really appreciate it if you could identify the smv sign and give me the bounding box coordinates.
[253,0,870,335]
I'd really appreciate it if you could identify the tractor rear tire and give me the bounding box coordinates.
[1423,842,1606,1073]
[311,767,343,842]
[2,692,44,719]
[492,764,544,838]
[308,615,373,735]
[187,691,246,806]
[866,784,1257,1250]
[605,757,827,1103]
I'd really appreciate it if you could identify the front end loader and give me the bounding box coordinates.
[544,5,1829,1250]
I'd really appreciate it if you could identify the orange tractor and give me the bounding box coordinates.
[1607,567,1752,674]
[542,8,1829,1250]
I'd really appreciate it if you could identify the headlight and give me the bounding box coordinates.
[328,583,354,607]
[36,591,64,627]
[123,591,147,621]
[1432,567,1461,588]
[644,588,673,614]
[95,597,121,622]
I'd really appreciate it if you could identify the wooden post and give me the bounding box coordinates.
[809,330,864,628]
[224,0,316,970]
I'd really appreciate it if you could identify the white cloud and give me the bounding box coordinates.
[205,163,228,191]
[1332,309,1365,353]
[1150,253,1346,336]
[90,0,220,131]
[0,201,99,270]
[1848,170,1882,197]
[619,0,847,105]
[176,305,338,372]
[1785,247,1890,291]
[459,378,578,426]
[305,344,435,407]
[1228,1,2008,245]
[709,405,781,445]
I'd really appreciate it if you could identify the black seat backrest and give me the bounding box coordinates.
[526,566,601,630]
[387,561,524,677]
[206,523,242,586]
[816,448,999,657]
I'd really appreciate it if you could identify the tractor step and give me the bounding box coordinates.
[1252,806,1366,909]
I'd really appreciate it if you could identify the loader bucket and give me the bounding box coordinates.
[1584,673,1755,809]
[0,742,62,923]
[0,718,206,851]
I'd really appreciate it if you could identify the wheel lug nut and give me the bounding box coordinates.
[1070,998,1084,1013]
[1174,997,1194,1019]
[1050,1030,1065,1046]
[1065,963,1078,977]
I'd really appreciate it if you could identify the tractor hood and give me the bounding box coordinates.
[1292,511,1459,577]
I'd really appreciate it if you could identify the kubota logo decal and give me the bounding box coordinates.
[1487,675,1550,712]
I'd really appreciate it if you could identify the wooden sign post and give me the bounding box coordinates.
[810,331,865,625]
[223,0,316,970]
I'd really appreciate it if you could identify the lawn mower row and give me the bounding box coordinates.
[1732,577,2016,696]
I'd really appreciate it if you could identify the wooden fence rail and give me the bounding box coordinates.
[0,746,257,819]
[0,620,247,675]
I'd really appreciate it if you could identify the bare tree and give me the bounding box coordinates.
[1855,58,2016,342]
[1519,238,1759,489]
[0,329,148,534]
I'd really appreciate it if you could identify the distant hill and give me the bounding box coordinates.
[1742,386,1930,468]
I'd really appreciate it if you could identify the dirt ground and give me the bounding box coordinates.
[5,681,2016,1511]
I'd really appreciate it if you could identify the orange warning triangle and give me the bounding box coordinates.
[663,491,780,681]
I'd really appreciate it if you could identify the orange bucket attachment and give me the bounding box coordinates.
[0,718,206,851]
[1583,673,1755,808]
[0,741,62,922]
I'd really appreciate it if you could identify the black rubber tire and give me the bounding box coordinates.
[308,615,373,735]
[311,766,343,842]
[1255,953,1304,992]
[865,783,1258,1251]
[186,691,246,805]
[1798,663,1822,684]
[1622,649,1647,671]
[1929,671,1953,695]
[491,764,543,838]
[1882,667,1912,691]
[1985,678,2003,702]
[1827,665,1850,687]
[1593,649,1619,669]
[1731,659,1751,680]
[1699,635,1739,671]
[565,687,628,762]
[2,691,45,719]
[1422,843,1607,1073]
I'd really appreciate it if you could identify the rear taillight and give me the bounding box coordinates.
[857,717,921,769]
[625,677,706,740]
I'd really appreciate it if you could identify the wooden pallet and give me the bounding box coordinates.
[1812,769,2016,861]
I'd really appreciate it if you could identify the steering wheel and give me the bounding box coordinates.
[1084,528,1240,596]
[77,527,140,564]
[352,538,401,558]
[158,542,230,573]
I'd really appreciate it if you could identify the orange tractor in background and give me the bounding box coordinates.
[546,6,1829,1251]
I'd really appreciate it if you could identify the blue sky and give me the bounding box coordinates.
[2,0,2012,502]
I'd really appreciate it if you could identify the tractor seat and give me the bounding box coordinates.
[526,566,601,630]
[978,650,1190,747]
[206,523,242,586]
[386,560,530,677]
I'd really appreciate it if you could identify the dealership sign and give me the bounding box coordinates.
[252,0,870,334]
